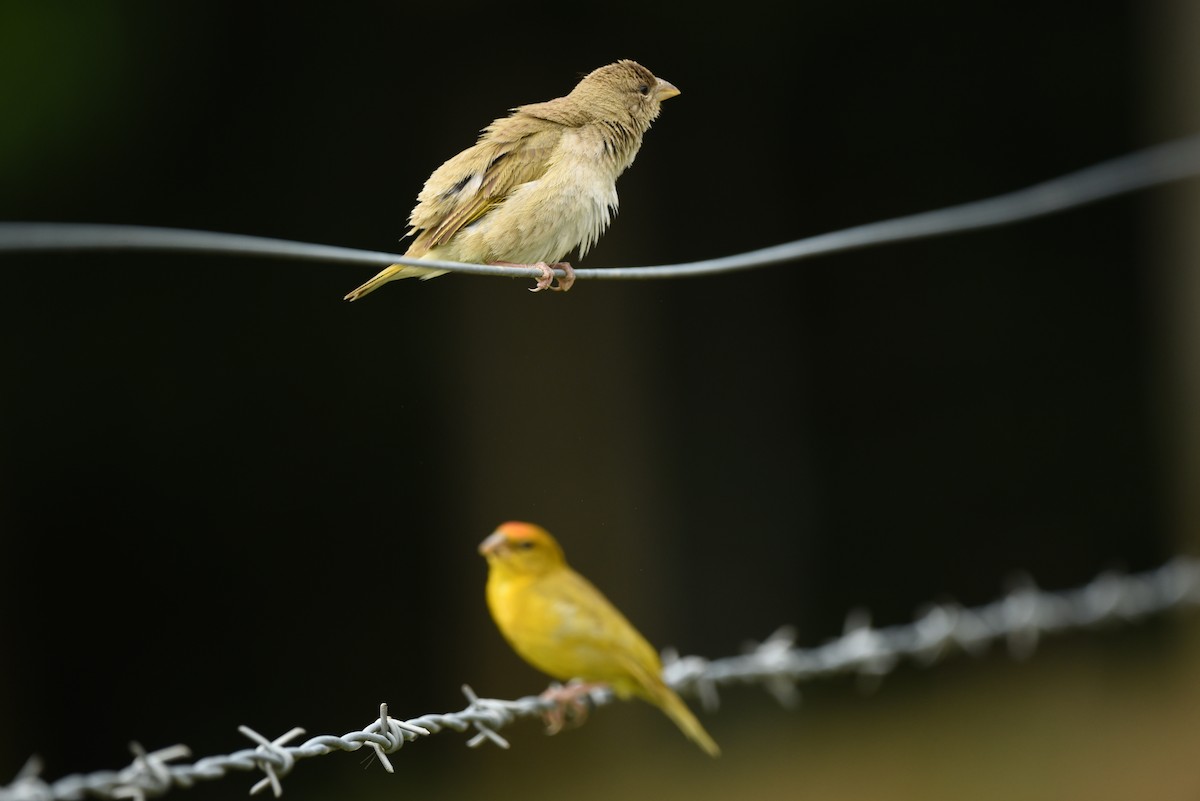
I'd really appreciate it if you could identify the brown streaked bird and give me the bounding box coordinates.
[479,521,720,756]
[344,60,679,300]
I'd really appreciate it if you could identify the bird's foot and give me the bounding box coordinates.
[528,261,575,293]
[538,680,603,735]
[489,261,575,293]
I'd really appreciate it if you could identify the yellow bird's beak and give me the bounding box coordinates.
[656,79,681,102]
[479,531,506,556]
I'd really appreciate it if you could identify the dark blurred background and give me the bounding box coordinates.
[3,2,1200,799]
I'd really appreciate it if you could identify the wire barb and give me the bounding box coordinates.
[239,726,304,797]
[1,558,1196,801]
[363,702,427,773]
[112,744,193,801]
[460,685,512,750]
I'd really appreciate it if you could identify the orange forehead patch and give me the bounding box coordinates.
[496,521,546,541]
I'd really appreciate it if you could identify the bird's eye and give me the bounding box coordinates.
[638,84,650,96]
[517,541,535,550]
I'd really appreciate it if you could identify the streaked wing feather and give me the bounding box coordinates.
[408,123,563,254]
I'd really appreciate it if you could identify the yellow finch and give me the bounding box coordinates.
[345,60,679,299]
[479,521,720,756]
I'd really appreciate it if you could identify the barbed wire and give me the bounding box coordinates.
[2,556,1196,801]
[1,134,1199,287]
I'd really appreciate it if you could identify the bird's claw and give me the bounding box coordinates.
[488,261,576,293]
[529,262,575,293]
[538,681,600,735]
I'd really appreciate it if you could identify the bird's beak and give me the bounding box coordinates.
[656,79,681,102]
[479,531,506,556]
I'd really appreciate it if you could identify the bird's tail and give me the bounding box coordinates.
[643,677,721,757]
[343,262,448,301]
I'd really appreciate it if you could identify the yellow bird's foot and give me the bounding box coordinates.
[539,681,604,735]
[490,261,575,293]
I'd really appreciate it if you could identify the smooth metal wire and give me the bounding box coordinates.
[2,134,1199,285]
[2,557,1197,801]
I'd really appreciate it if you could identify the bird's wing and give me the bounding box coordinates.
[540,570,664,684]
[406,119,564,256]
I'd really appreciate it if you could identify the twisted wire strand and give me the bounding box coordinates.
[2,557,1196,801]
[1,134,1198,285]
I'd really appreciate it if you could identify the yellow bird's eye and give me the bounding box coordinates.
[517,540,536,550]
[638,84,650,96]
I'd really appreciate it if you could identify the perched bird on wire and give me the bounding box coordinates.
[344,60,679,300]
[479,521,720,756]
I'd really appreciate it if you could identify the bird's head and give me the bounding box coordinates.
[570,59,680,131]
[479,521,567,577]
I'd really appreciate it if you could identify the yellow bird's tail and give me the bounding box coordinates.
[343,262,447,301]
[642,676,721,757]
